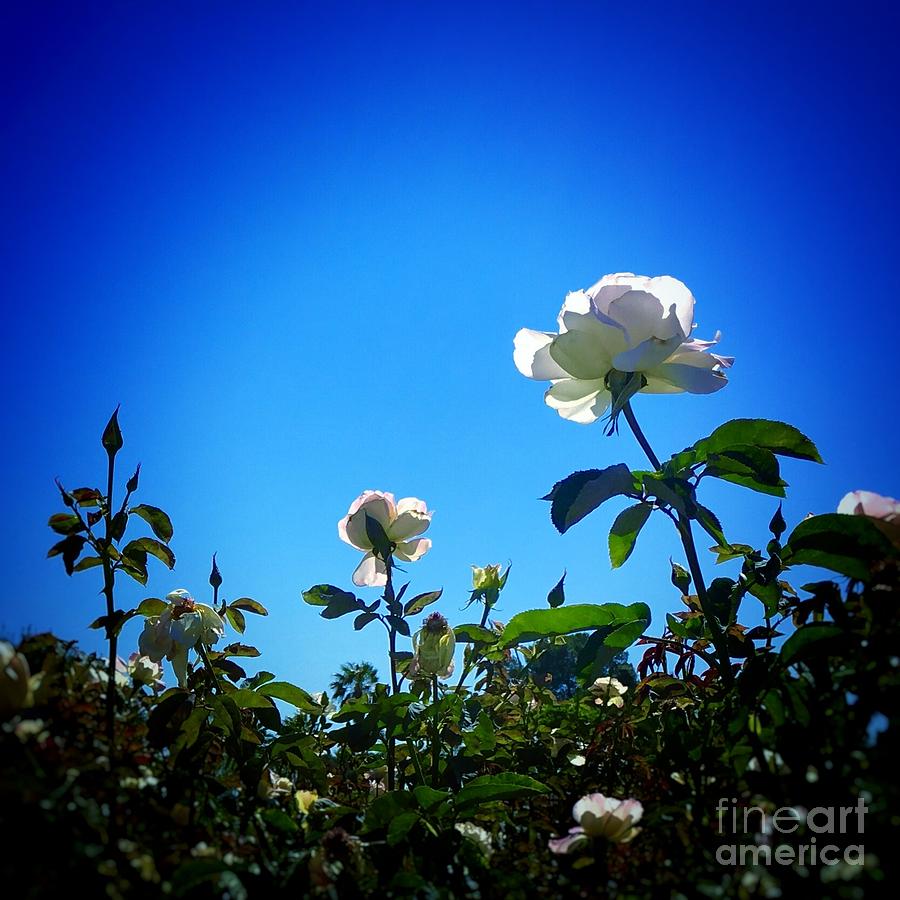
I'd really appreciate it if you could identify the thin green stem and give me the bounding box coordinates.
[621,402,733,684]
[197,642,223,694]
[102,452,118,766]
[430,675,440,786]
[384,558,398,791]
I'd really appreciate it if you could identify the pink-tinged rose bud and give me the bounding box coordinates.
[549,793,643,853]
[838,490,900,523]
[337,491,433,587]
[515,273,732,424]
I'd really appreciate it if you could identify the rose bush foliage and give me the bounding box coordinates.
[3,275,900,899]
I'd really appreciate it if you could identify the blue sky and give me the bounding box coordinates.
[2,2,898,692]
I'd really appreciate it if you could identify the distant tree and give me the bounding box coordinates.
[330,660,379,703]
[508,634,638,699]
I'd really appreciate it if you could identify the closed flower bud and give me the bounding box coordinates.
[410,612,456,680]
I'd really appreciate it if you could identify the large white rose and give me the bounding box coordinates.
[338,490,433,587]
[137,589,225,687]
[514,273,733,424]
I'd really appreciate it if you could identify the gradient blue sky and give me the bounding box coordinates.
[2,2,898,692]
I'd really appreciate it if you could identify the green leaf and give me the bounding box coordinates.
[302,584,355,607]
[454,623,498,644]
[364,512,393,559]
[48,513,85,535]
[123,537,175,569]
[71,487,102,507]
[136,597,167,616]
[229,689,276,710]
[222,642,259,658]
[413,785,450,812]
[547,571,566,608]
[387,811,420,845]
[404,588,443,616]
[609,503,652,568]
[704,446,786,497]
[129,504,174,543]
[785,513,897,580]
[695,504,727,546]
[230,597,268,616]
[258,681,322,712]
[225,607,246,634]
[101,406,124,456]
[72,556,102,572]
[780,623,844,666]
[499,602,651,648]
[543,464,635,534]
[700,418,822,463]
[454,773,549,812]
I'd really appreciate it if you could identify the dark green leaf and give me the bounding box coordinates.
[354,612,379,631]
[136,597,167,616]
[129,504,174,543]
[695,504,727,545]
[225,607,246,634]
[222,642,259,657]
[547,571,566,607]
[123,537,175,569]
[785,513,896,581]
[230,597,267,616]
[609,503,652,568]
[700,418,822,463]
[72,556,102,572]
[48,513,84,535]
[387,811,420,845]
[364,512,393,559]
[454,624,498,644]
[71,487,102,507]
[543,464,635,534]
[258,681,322,712]
[386,615,410,637]
[455,773,549,812]
[704,446,786,497]
[302,584,355,607]
[404,588,442,616]
[781,623,844,666]
[322,592,365,619]
[47,534,87,575]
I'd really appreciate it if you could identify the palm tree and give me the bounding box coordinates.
[330,661,379,703]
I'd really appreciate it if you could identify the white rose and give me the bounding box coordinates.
[338,490,433,587]
[514,273,732,424]
[549,792,644,854]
